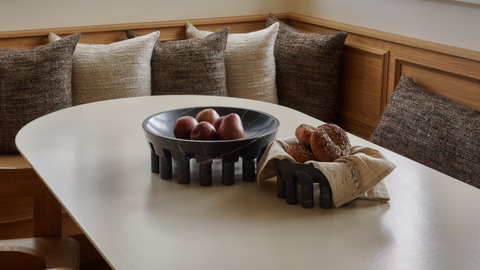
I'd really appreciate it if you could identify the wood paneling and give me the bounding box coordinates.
[339,44,389,136]
[0,13,290,48]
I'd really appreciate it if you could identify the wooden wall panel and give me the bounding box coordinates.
[339,44,389,137]
[0,14,290,49]
[0,198,32,221]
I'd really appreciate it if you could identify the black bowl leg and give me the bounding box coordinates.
[222,161,235,186]
[242,159,256,182]
[298,174,314,209]
[320,186,333,209]
[177,157,191,184]
[199,161,213,187]
[286,175,298,205]
[150,150,159,174]
[277,178,286,199]
[301,184,314,208]
[160,156,173,179]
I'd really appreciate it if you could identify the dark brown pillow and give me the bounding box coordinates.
[125,27,229,96]
[265,14,347,123]
[370,75,480,188]
[0,33,80,154]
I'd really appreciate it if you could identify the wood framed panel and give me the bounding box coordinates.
[339,44,389,138]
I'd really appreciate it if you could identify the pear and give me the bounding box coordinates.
[195,108,220,125]
[217,113,245,140]
[173,116,198,139]
[213,115,226,131]
[190,122,218,140]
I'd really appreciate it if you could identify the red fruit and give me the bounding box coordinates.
[190,121,218,140]
[173,116,198,139]
[195,108,220,124]
[213,116,226,131]
[217,113,245,140]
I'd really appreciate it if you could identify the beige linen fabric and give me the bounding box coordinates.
[257,137,395,208]
[49,31,159,105]
[185,22,279,104]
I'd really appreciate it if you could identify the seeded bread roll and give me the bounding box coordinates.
[310,123,351,162]
[295,124,316,147]
[287,142,318,163]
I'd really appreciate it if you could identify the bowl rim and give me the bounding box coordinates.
[142,105,280,142]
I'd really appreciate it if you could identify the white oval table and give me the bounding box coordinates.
[16,95,480,270]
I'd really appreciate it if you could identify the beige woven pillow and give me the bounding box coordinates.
[185,22,279,104]
[49,31,159,105]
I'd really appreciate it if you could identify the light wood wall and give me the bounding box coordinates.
[1,12,479,250]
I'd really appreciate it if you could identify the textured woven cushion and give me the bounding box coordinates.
[126,27,228,96]
[370,75,480,188]
[266,14,347,122]
[49,31,159,105]
[186,22,279,103]
[0,33,80,154]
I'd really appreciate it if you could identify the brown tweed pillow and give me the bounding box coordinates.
[265,13,347,122]
[370,75,480,189]
[125,27,229,96]
[0,33,80,154]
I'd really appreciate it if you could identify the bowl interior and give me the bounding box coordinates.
[144,106,279,140]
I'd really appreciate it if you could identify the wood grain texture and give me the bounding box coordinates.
[33,196,62,237]
[0,169,51,197]
[0,247,46,270]
[339,44,389,134]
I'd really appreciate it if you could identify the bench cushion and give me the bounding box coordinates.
[266,14,347,123]
[185,22,279,104]
[49,31,159,106]
[126,27,228,97]
[0,34,80,154]
[370,75,480,188]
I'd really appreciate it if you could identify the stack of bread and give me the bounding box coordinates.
[287,123,352,163]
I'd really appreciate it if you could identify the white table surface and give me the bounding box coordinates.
[16,95,480,270]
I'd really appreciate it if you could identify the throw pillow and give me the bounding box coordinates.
[265,13,348,123]
[370,75,480,188]
[48,31,159,105]
[125,27,229,96]
[0,33,80,153]
[185,22,279,104]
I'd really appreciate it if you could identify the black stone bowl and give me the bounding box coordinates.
[142,106,280,186]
